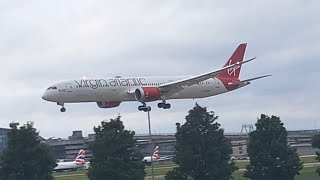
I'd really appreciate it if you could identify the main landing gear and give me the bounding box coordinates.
[157,101,171,109]
[138,101,171,112]
[58,102,66,112]
[138,103,151,112]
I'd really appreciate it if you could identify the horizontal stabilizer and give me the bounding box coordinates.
[241,75,272,83]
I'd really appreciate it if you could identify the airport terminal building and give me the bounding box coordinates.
[43,131,176,160]
[43,129,320,161]
[1,127,319,160]
[44,130,94,160]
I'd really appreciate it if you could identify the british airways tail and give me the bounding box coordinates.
[152,146,160,160]
[75,149,86,165]
[219,43,247,79]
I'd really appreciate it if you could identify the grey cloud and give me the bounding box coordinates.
[0,0,319,138]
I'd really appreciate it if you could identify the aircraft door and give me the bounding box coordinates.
[215,78,220,88]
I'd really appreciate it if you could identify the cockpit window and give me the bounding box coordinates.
[47,86,57,90]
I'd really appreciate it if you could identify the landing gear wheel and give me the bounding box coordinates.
[158,103,164,108]
[146,106,151,112]
[138,105,151,112]
[158,102,171,109]
[164,103,171,109]
[57,102,66,112]
[138,106,144,111]
[60,107,66,112]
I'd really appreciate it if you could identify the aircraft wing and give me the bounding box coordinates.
[158,57,256,98]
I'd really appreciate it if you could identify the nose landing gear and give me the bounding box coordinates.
[58,102,66,112]
[60,107,66,112]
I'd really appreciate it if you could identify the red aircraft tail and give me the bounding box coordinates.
[218,43,247,79]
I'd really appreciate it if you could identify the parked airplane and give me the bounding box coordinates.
[42,43,271,112]
[143,145,160,165]
[54,149,86,172]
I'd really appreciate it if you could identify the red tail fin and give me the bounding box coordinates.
[218,43,247,79]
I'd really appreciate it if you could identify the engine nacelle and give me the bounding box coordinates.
[96,101,121,108]
[135,87,161,102]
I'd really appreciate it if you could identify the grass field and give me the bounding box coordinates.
[301,156,317,164]
[233,167,320,180]
[53,156,319,180]
[53,167,320,180]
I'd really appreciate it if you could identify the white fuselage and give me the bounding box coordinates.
[54,161,84,171]
[143,156,158,163]
[42,76,247,104]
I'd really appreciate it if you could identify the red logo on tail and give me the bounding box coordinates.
[219,43,247,79]
[226,59,241,77]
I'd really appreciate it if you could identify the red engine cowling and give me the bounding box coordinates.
[96,101,121,108]
[135,87,161,102]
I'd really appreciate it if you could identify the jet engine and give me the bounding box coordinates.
[96,101,121,108]
[135,87,161,102]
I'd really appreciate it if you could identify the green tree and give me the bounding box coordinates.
[0,122,56,180]
[165,104,237,180]
[88,116,146,180]
[244,114,303,180]
[312,133,320,175]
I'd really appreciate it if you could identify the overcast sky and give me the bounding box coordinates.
[0,0,319,138]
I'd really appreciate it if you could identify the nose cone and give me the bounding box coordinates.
[42,92,49,101]
[42,91,56,102]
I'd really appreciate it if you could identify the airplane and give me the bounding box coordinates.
[143,145,160,165]
[42,43,271,112]
[53,149,86,172]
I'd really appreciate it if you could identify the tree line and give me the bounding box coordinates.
[1,104,319,180]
